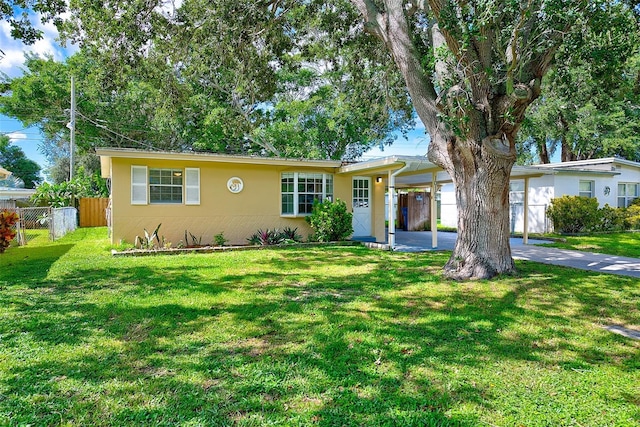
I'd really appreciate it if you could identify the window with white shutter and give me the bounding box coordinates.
[131,166,148,205]
[185,168,200,205]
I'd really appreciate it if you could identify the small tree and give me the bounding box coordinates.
[0,210,19,253]
[306,199,353,242]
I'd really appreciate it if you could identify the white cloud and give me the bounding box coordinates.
[7,132,27,143]
[0,12,77,78]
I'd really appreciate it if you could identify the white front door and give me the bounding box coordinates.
[352,177,372,237]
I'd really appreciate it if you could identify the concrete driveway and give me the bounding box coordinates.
[392,230,640,279]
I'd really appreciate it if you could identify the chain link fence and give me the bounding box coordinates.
[4,207,78,246]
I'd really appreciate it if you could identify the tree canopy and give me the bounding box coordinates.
[0,135,41,188]
[518,2,640,164]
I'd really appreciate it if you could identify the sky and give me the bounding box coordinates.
[0,12,75,169]
[0,10,428,172]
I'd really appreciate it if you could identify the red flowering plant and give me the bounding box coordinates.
[0,210,19,253]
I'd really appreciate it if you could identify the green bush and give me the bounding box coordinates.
[546,196,601,233]
[547,196,633,233]
[305,199,353,242]
[247,229,285,246]
[598,204,626,232]
[624,199,640,229]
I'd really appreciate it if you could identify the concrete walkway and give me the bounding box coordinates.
[392,230,640,279]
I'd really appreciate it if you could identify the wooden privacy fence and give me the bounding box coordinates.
[79,198,109,227]
[398,192,431,231]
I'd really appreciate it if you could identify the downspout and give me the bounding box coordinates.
[388,163,410,249]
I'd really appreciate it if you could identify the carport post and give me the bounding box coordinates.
[523,177,530,245]
[388,170,396,248]
[387,164,410,249]
[431,172,438,249]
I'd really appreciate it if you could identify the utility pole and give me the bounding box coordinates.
[68,75,76,181]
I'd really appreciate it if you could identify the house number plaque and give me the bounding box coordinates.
[227,177,244,193]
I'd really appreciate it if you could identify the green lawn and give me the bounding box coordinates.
[1,228,639,426]
[539,232,640,258]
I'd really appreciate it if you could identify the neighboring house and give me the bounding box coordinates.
[0,165,36,208]
[439,157,640,233]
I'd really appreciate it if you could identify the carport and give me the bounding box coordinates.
[340,156,548,249]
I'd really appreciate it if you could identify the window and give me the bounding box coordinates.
[579,180,594,198]
[618,183,639,208]
[281,172,333,215]
[150,168,183,204]
[130,166,200,205]
[353,178,369,208]
[509,181,525,204]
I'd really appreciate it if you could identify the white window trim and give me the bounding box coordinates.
[579,180,594,198]
[131,165,148,205]
[281,172,333,217]
[185,168,200,205]
[618,182,639,208]
[131,166,201,206]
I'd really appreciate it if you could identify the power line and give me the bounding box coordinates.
[75,112,158,151]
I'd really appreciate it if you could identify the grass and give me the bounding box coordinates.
[539,232,640,258]
[1,227,639,426]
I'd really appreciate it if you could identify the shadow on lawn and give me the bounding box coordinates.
[0,244,75,286]
[1,247,639,425]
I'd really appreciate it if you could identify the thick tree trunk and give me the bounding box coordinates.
[442,137,516,279]
[538,138,550,164]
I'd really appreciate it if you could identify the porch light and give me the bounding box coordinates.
[376,176,383,183]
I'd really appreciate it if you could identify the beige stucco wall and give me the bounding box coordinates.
[109,157,354,246]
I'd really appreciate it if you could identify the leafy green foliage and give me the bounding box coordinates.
[280,226,303,244]
[30,166,108,207]
[519,3,640,163]
[247,227,303,246]
[213,232,228,247]
[546,196,631,234]
[547,196,601,234]
[0,209,19,253]
[247,228,285,246]
[306,198,353,242]
[0,136,41,189]
[623,198,640,230]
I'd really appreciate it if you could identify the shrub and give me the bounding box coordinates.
[214,232,228,247]
[598,204,626,232]
[0,210,19,253]
[247,229,284,246]
[135,224,163,249]
[305,199,353,242]
[280,227,303,243]
[624,200,640,230]
[546,196,601,233]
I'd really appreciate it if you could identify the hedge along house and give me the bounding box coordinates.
[97,148,388,247]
